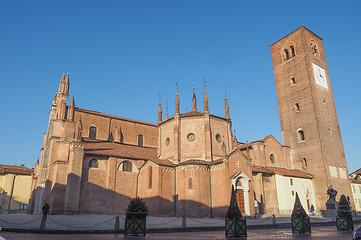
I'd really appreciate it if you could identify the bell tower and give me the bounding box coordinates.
[270,27,353,211]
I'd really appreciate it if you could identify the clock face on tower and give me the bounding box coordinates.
[312,63,328,89]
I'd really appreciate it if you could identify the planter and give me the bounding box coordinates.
[336,217,354,231]
[124,217,146,236]
[225,218,247,237]
[291,217,311,234]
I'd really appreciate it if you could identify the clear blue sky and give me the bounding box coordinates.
[1,1,360,173]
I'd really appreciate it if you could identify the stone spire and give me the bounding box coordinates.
[67,96,75,121]
[225,88,230,119]
[192,85,197,111]
[58,73,65,93]
[175,81,180,115]
[166,102,169,120]
[158,94,162,125]
[64,73,70,95]
[56,73,69,119]
[203,80,208,113]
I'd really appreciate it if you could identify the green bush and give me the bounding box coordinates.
[226,185,242,219]
[291,192,308,218]
[337,194,352,218]
[126,196,148,219]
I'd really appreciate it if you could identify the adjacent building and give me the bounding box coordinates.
[0,164,33,213]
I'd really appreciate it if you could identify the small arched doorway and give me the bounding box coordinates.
[231,172,250,215]
[235,178,245,213]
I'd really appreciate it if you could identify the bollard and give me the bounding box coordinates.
[114,216,120,231]
[272,214,276,224]
[182,215,187,228]
[40,214,47,230]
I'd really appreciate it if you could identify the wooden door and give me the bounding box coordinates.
[235,189,245,213]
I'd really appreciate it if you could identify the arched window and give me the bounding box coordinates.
[290,46,295,57]
[89,126,97,139]
[298,129,305,142]
[284,49,289,60]
[311,40,318,55]
[270,154,275,163]
[188,178,193,190]
[122,161,132,172]
[138,135,144,146]
[294,102,300,112]
[149,167,152,189]
[89,159,98,168]
[289,76,296,85]
[302,158,307,168]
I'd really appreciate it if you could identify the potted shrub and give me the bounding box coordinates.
[291,192,311,234]
[124,196,148,236]
[225,185,247,237]
[336,194,353,231]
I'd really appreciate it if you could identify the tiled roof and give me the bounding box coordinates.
[0,164,33,175]
[76,108,158,127]
[83,139,158,161]
[351,179,361,184]
[265,166,313,179]
[351,168,361,176]
[252,165,273,174]
[177,159,223,166]
[180,111,204,117]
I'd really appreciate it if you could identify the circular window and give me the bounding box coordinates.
[270,154,275,163]
[187,133,195,142]
[216,134,222,143]
[165,138,170,146]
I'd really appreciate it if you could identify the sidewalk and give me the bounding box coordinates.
[0,214,360,234]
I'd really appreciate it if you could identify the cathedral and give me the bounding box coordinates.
[28,27,355,217]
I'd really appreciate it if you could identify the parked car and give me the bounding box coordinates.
[353,225,361,240]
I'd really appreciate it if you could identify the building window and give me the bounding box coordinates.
[290,178,293,185]
[89,159,98,168]
[19,204,28,210]
[270,154,275,163]
[149,167,152,189]
[290,45,295,57]
[189,178,193,190]
[302,158,307,168]
[89,126,97,139]
[294,102,300,112]
[292,191,294,196]
[290,76,296,85]
[216,134,222,143]
[122,161,132,172]
[138,135,144,146]
[284,49,289,60]
[187,133,195,142]
[165,137,170,146]
[297,129,305,142]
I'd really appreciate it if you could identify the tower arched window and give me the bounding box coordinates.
[284,49,290,60]
[298,129,305,142]
[89,159,98,168]
[290,76,296,85]
[122,161,132,172]
[290,45,295,57]
[138,135,144,146]
[89,126,97,139]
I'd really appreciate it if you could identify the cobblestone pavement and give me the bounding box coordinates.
[0,226,355,240]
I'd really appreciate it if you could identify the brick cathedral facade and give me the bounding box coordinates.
[28,27,355,217]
